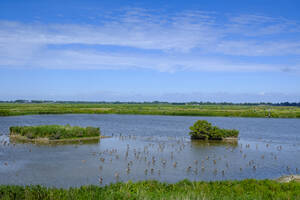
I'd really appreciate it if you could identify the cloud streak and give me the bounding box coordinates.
[1,8,300,72]
[1,47,288,73]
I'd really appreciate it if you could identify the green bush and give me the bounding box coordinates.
[189,120,239,140]
[9,125,100,140]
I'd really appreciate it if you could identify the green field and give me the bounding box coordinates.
[0,179,299,200]
[0,103,300,118]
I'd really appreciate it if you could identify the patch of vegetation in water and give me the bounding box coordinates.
[0,179,299,199]
[189,120,239,140]
[9,125,100,140]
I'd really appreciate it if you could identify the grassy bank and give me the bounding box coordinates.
[10,125,100,140]
[1,103,300,118]
[0,179,299,199]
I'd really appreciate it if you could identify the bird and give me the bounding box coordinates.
[173,162,177,168]
[114,172,120,180]
[99,176,103,184]
[187,166,192,172]
[126,167,130,174]
[150,168,154,174]
[213,169,218,175]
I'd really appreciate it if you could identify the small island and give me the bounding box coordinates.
[189,120,239,141]
[9,125,103,143]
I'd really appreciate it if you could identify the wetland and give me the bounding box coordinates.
[0,114,299,188]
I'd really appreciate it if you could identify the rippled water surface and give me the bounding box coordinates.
[0,114,299,187]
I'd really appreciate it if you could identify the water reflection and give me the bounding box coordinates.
[190,140,238,148]
[9,137,101,146]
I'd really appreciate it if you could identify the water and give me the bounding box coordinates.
[0,114,299,187]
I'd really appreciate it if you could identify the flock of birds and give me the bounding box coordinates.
[0,134,299,185]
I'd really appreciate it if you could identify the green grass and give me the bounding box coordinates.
[189,120,239,140]
[1,103,300,118]
[0,179,299,199]
[9,125,100,140]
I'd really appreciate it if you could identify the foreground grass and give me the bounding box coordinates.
[0,179,299,200]
[1,103,300,118]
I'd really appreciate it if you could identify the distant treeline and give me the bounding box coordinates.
[0,100,300,106]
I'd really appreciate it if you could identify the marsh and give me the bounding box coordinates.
[0,114,299,187]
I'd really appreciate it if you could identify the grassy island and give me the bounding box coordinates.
[9,125,101,142]
[0,179,299,199]
[189,120,239,140]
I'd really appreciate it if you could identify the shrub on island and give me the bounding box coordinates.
[189,120,239,140]
[9,125,100,140]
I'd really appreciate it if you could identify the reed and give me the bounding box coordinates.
[9,125,100,140]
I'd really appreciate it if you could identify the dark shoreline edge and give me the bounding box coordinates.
[1,112,300,119]
[9,134,111,143]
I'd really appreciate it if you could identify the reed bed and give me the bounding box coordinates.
[9,125,100,140]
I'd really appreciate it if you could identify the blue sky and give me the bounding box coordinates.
[1,0,300,102]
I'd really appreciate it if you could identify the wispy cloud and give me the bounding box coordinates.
[1,48,287,73]
[215,40,300,56]
[1,8,300,72]
[227,14,300,35]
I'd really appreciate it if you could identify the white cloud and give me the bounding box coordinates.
[215,40,300,56]
[226,14,300,36]
[1,48,287,73]
[0,8,300,72]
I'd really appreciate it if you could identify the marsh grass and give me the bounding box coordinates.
[0,179,299,200]
[9,125,100,140]
[1,103,300,118]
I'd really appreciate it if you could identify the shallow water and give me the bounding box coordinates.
[0,114,299,187]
